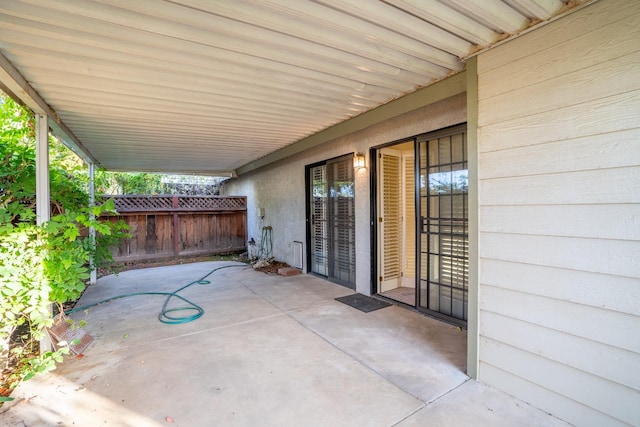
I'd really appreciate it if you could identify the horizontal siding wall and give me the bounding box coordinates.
[476,0,640,426]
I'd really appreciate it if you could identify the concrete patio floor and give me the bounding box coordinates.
[2,262,570,426]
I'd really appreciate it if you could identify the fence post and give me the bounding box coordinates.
[172,195,180,257]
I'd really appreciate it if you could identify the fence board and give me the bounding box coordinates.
[102,195,247,263]
[156,214,172,254]
[146,215,156,254]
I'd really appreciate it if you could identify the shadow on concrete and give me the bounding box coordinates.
[2,262,569,427]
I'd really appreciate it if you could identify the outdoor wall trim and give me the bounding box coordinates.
[0,52,97,165]
[465,57,480,379]
[462,0,599,61]
[236,71,467,176]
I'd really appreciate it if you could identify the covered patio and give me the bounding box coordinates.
[2,262,568,426]
[3,2,638,425]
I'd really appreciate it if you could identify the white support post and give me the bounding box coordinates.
[466,56,480,379]
[35,114,52,354]
[89,162,97,285]
[35,114,50,226]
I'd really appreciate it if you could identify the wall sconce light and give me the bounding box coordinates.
[353,153,366,169]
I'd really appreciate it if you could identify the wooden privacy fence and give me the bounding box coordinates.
[102,195,247,263]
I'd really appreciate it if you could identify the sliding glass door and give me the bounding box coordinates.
[307,155,356,288]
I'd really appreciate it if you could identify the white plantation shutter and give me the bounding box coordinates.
[404,152,416,278]
[310,165,328,276]
[382,153,401,282]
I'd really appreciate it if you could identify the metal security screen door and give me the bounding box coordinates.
[418,126,468,322]
[307,155,356,288]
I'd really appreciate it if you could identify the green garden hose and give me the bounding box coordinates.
[65,264,247,325]
[259,226,273,258]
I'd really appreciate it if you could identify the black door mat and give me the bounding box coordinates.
[335,294,392,313]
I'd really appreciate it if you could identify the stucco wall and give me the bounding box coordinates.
[476,0,640,425]
[223,92,465,294]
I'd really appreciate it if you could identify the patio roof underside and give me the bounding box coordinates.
[0,0,589,176]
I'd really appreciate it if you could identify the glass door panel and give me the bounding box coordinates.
[310,165,328,276]
[307,155,355,289]
[326,159,356,286]
[418,127,468,322]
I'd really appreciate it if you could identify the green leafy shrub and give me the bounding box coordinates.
[0,94,128,390]
[0,201,127,382]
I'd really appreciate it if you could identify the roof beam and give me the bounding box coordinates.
[0,52,97,165]
[236,71,467,176]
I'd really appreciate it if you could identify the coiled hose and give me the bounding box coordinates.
[259,226,273,258]
[65,263,247,325]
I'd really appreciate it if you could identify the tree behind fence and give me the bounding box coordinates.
[102,195,247,263]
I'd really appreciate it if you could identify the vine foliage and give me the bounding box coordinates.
[0,94,128,393]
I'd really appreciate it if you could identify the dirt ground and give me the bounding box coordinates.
[101,253,289,276]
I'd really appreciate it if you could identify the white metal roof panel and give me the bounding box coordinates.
[0,0,586,175]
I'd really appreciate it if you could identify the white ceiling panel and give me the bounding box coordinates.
[0,0,588,175]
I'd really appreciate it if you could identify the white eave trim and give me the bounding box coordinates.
[0,52,97,165]
[463,0,600,60]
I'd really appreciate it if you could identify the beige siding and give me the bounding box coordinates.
[477,0,640,426]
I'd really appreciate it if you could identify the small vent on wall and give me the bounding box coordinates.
[293,241,303,269]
